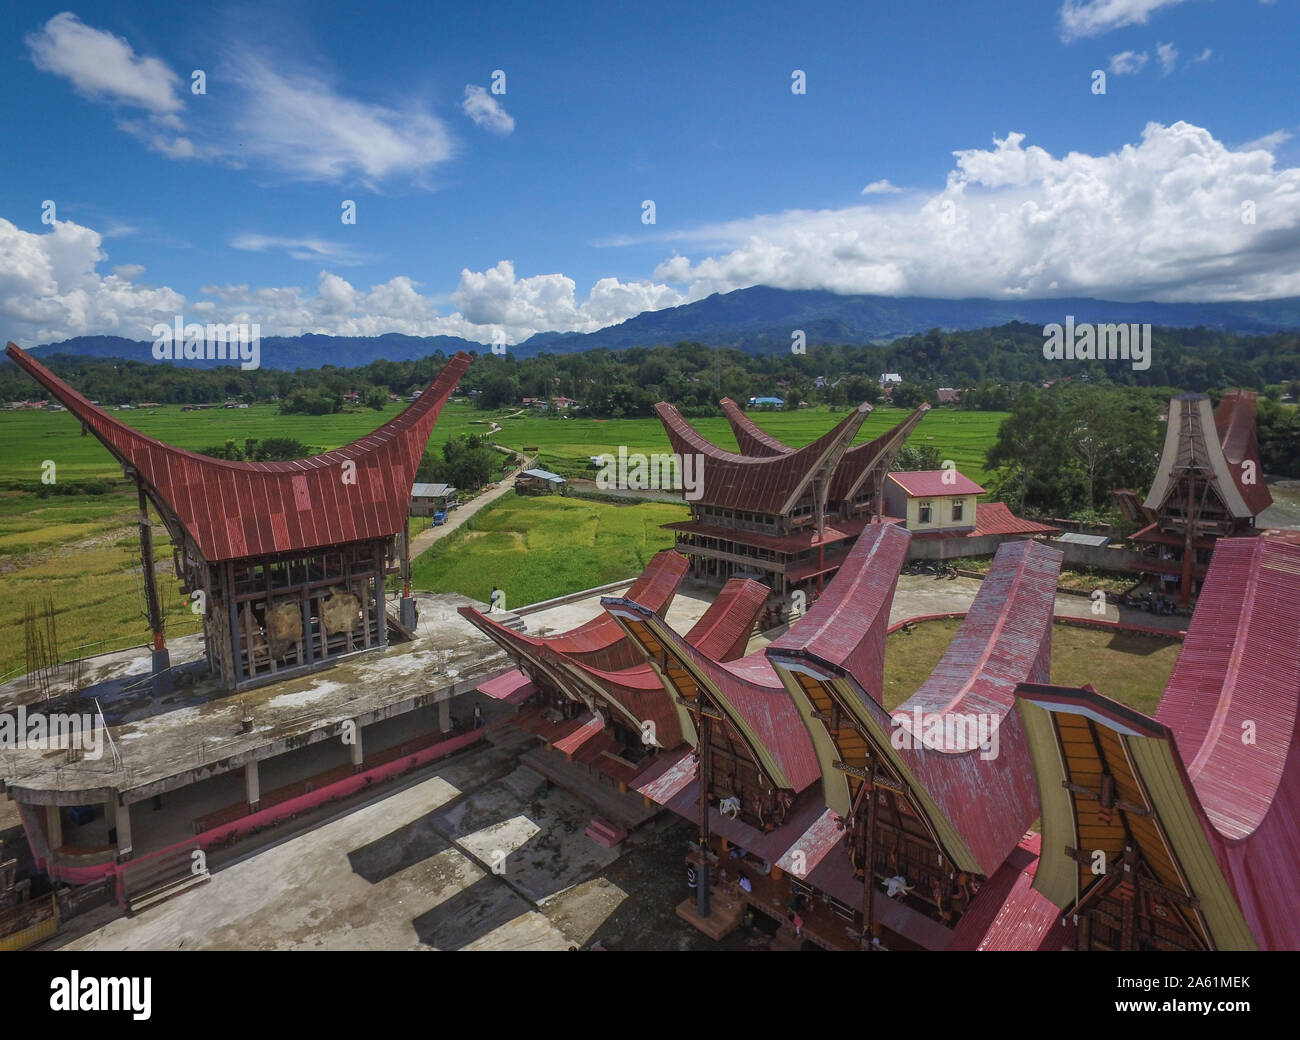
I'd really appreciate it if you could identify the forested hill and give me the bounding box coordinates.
[18,285,1300,369]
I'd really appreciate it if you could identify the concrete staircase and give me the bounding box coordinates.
[120,844,210,914]
[492,611,528,635]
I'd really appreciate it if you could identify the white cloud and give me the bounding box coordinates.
[0,221,682,347]
[0,218,184,345]
[649,122,1300,303]
[1191,47,1213,63]
[450,261,681,340]
[7,122,1299,349]
[1156,41,1179,75]
[861,179,902,195]
[230,234,368,265]
[1239,130,1293,152]
[1060,0,1187,41]
[228,55,455,184]
[1109,50,1150,75]
[26,13,183,115]
[26,15,456,186]
[461,85,515,135]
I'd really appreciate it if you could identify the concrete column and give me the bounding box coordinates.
[245,759,260,811]
[350,721,364,772]
[46,804,63,851]
[438,699,451,734]
[104,797,118,845]
[116,801,132,861]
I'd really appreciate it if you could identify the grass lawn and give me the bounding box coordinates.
[882,617,1179,716]
[409,494,689,609]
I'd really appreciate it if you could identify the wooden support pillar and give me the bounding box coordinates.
[137,484,171,693]
[301,597,315,666]
[696,702,713,919]
[1180,477,1196,605]
[862,769,879,950]
[374,549,388,648]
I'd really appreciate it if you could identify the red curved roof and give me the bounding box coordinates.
[771,538,1062,876]
[1155,535,1300,948]
[459,549,688,673]
[767,520,911,700]
[1214,390,1273,515]
[654,400,871,514]
[828,403,931,502]
[946,833,1076,951]
[605,523,915,794]
[460,566,764,750]
[5,342,471,562]
[569,578,769,747]
[716,397,932,506]
[719,397,792,457]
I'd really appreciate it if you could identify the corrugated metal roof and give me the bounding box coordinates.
[945,833,1076,951]
[771,538,1063,877]
[888,469,986,498]
[520,468,565,482]
[1214,390,1273,515]
[411,482,454,497]
[768,521,911,699]
[5,342,471,562]
[1155,536,1300,949]
[970,501,1059,537]
[1056,531,1110,547]
[717,397,931,504]
[655,400,870,514]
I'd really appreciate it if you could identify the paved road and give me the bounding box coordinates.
[408,454,534,557]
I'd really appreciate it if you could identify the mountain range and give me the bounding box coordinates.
[19,286,1300,370]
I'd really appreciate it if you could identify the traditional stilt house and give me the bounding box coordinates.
[4,342,471,691]
[1016,536,1300,951]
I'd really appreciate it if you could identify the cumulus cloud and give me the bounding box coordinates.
[650,122,1300,303]
[1191,47,1213,63]
[450,261,681,340]
[0,221,683,347]
[0,218,184,345]
[26,13,184,115]
[1060,0,1187,41]
[461,85,515,134]
[861,179,902,195]
[1109,50,1149,75]
[6,122,1299,348]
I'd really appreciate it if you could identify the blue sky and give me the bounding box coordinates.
[1,0,1297,346]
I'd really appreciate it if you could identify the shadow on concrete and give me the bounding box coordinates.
[347,811,453,885]
[410,874,531,950]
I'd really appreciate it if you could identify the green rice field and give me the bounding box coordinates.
[409,495,688,608]
[0,397,1004,678]
[0,398,1005,487]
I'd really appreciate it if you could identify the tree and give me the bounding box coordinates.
[364,387,388,410]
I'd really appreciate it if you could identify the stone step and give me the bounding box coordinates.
[127,870,210,915]
[584,817,628,848]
